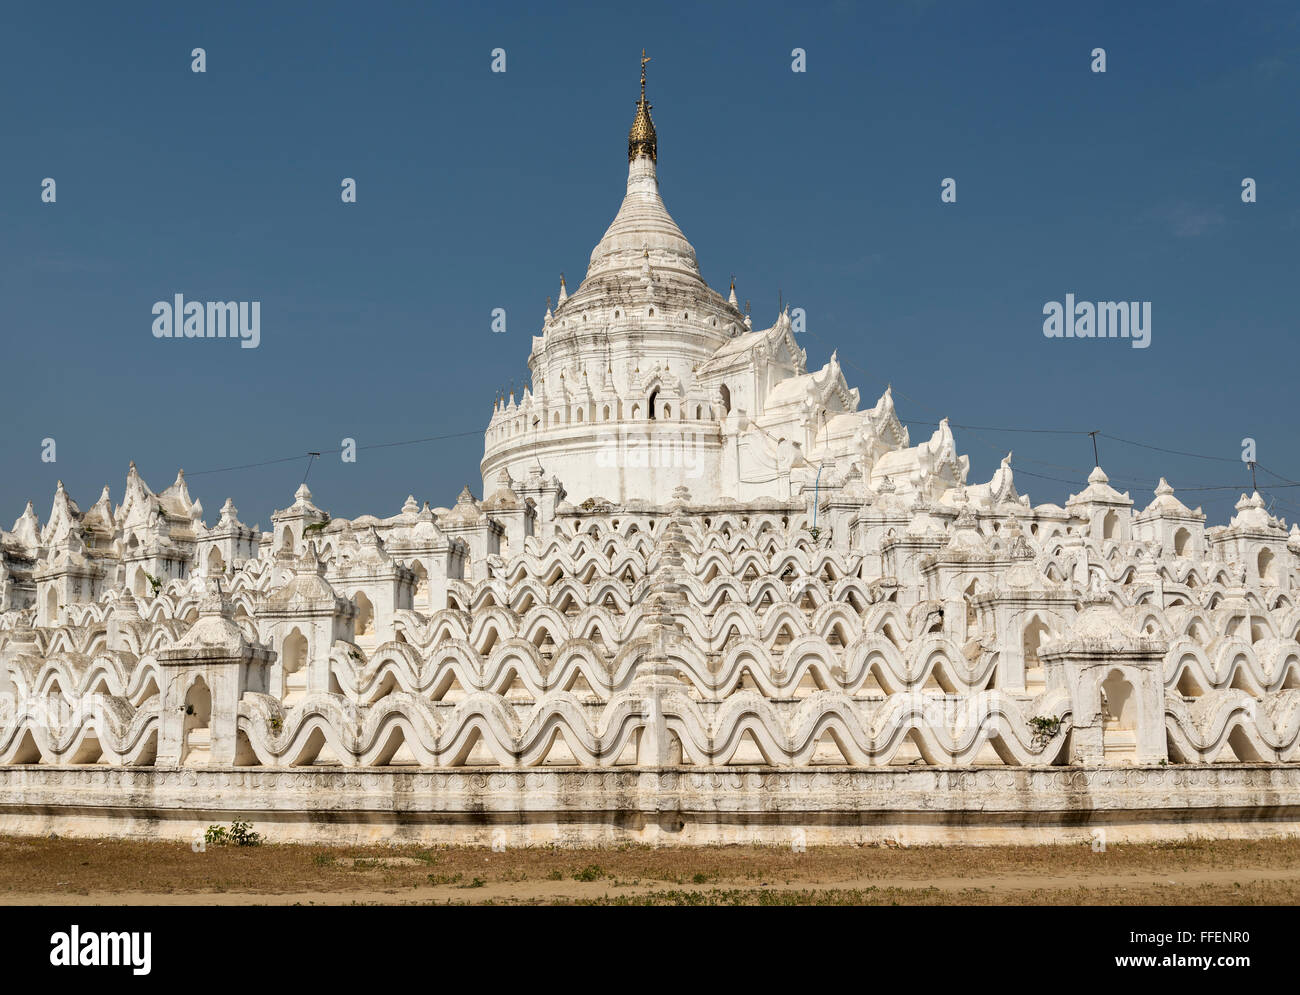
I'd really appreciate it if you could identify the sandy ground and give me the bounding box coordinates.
[2,834,1298,905]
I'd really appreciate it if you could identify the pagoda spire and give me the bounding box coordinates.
[628,49,657,162]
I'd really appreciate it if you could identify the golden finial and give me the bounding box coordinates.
[629,49,657,162]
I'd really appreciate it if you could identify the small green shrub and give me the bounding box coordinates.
[204,820,262,847]
[1028,715,1063,748]
[204,825,228,847]
[229,820,263,846]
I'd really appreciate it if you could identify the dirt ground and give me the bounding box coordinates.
[2,834,1298,905]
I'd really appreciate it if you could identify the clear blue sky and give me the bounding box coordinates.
[1,0,1296,530]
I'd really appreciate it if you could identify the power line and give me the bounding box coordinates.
[788,327,1293,504]
[1099,433,1243,464]
[183,430,482,479]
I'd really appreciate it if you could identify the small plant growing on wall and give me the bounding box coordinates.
[1028,715,1063,749]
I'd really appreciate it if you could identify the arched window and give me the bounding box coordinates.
[719,385,731,415]
[647,389,658,420]
[663,403,672,419]
[603,405,610,420]
[1173,527,1190,556]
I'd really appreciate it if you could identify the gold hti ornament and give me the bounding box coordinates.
[628,49,657,162]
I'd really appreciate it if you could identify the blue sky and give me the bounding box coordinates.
[1,0,1296,530]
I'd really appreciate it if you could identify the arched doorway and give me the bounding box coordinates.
[1258,548,1276,586]
[1173,527,1190,557]
[282,628,309,704]
[1100,669,1137,763]
[410,561,430,610]
[963,579,980,633]
[1102,511,1119,541]
[354,592,375,643]
[183,677,213,766]
[1023,616,1051,691]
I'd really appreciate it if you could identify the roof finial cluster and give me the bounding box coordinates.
[628,49,657,163]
